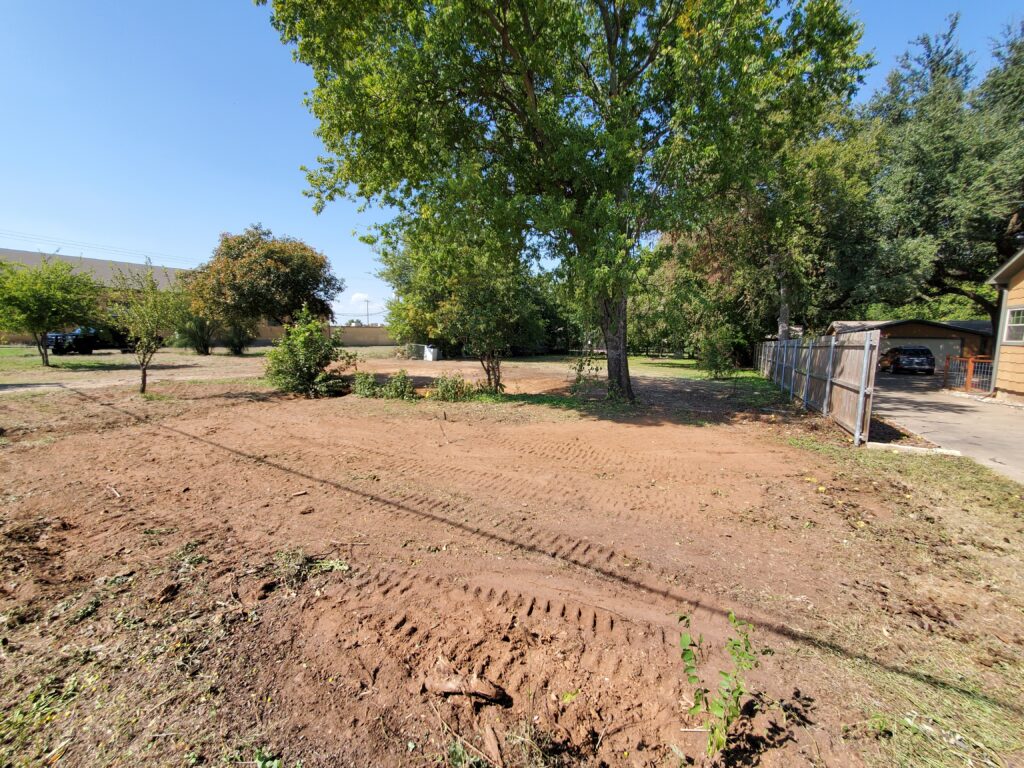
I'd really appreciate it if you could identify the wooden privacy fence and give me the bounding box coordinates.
[755,330,881,445]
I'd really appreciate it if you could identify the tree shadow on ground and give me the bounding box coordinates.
[48,360,198,373]
[361,369,793,429]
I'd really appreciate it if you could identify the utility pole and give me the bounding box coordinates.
[365,299,370,325]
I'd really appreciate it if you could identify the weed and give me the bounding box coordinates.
[379,369,417,400]
[253,747,282,768]
[445,740,487,767]
[141,391,173,401]
[682,611,766,759]
[432,372,474,402]
[68,595,101,625]
[0,676,81,763]
[352,371,379,397]
[569,354,602,395]
[172,540,209,573]
[273,549,349,589]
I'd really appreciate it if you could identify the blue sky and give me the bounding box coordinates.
[1,0,1020,319]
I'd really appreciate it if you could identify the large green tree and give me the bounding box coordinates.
[265,0,866,400]
[0,259,100,366]
[188,225,344,339]
[870,18,1024,328]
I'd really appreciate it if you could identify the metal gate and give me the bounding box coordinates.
[943,356,994,393]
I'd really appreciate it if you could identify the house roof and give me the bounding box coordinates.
[827,318,992,337]
[0,247,184,289]
[989,245,1024,286]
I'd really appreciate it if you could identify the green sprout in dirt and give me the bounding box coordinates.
[680,611,765,759]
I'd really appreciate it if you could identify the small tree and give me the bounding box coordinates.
[109,270,185,393]
[265,305,355,397]
[0,259,100,366]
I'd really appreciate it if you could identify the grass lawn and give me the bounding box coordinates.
[0,346,134,374]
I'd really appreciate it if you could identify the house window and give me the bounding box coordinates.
[1007,308,1024,342]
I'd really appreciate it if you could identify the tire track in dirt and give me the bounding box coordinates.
[265,557,697,763]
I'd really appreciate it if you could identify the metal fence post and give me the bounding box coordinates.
[802,340,812,408]
[853,335,873,447]
[823,335,836,416]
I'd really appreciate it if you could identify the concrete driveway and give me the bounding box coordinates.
[872,371,1024,484]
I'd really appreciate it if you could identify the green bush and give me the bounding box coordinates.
[173,312,219,355]
[431,372,473,401]
[695,323,739,380]
[223,322,257,355]
[379,369,417,400]
[265,306,354,397]
[352,371,379,397]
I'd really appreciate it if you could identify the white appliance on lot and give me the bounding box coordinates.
[880,337,963,364]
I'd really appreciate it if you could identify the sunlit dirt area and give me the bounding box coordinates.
[1,350,1022,767]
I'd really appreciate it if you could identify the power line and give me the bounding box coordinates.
[332,309,387,317]
[0,228,199,268]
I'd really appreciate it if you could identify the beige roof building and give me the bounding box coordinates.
[0,247,184,288]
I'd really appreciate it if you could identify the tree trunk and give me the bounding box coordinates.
[33,332,50,366]
[140,366,147,394]
[599,290,634,402]
[777,283,791,341]
[479,354,502,391]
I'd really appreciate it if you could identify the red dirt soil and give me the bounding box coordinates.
[1,372,1021,767]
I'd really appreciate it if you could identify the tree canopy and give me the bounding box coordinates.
[868,18,1024,329]
[188,224,344,333]
[378,199,545,391]
[265,0,867,399]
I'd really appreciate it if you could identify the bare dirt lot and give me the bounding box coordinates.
[1,351,1022,768]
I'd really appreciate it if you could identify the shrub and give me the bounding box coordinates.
[432,372,473,401]
[352,371,379,398]
[174,312,219,355]
[379,369,417,400]
[223,322,257,355]
[695,322,740,380]
[265,306,355,397]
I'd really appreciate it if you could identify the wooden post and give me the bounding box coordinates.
[802,340,813,408]
[853,335,873,446]
[787,340,794,399]
[823,335,837,416]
